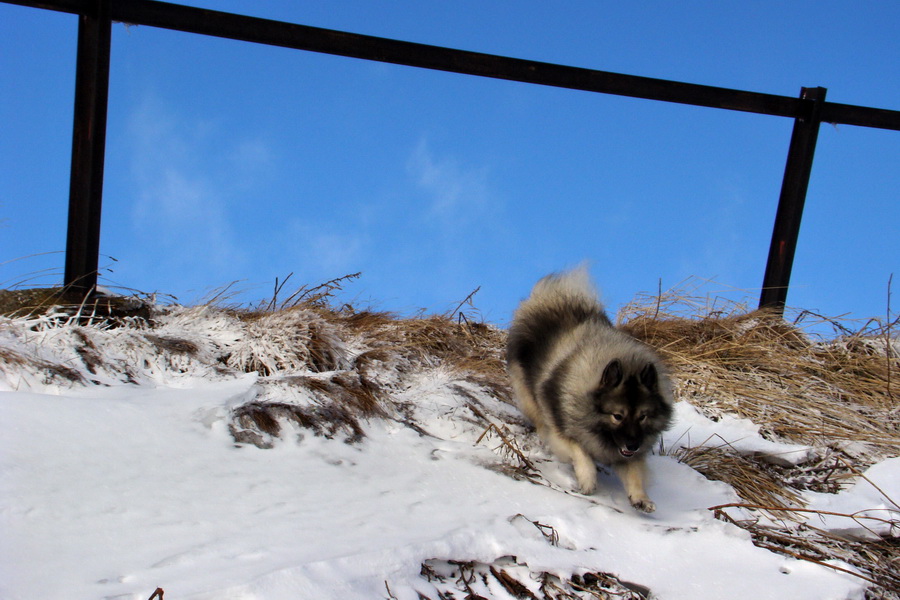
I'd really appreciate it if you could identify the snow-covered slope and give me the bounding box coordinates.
[1,303,896,600]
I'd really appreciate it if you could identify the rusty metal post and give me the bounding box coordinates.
[759,86,827,312]
[63,0,111,296]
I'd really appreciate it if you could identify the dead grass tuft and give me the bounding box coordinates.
[226,308,347,375]
[256,272,362,312]
[620,287,898,460]
[230,399,366,447]
[356,313,511,402]
[229,370,389,448]
[329,304,511,400]
[0,346,27,370]
[0,287,152,326]
[417,557,652,600]
[0,287,79,318]
[287,372,387,417]
[676,445,806,520]
[0,344,85,386]
[220,274,514,450]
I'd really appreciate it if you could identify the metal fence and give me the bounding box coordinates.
[6,0,900,310]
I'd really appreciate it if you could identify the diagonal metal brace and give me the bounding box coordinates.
[759,86,828,311]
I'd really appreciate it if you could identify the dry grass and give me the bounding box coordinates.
[0,342,85,386]
[225,307,349,375]
[230,370,389,447]
[223,280,512,448]
[620,289,898,461]
[416,556,651,600]
[325,307,511,401]
[676,445,807,519]
[0,286,152,324]
[0,287,78,317]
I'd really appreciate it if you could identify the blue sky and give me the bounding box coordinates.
[1,1,898,329]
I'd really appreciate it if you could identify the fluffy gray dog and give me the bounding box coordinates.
[507,267,674,512]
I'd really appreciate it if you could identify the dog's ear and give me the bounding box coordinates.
[639,362,659,393]
[601,359,623,388]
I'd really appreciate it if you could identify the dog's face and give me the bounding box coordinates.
[591,359,672,458]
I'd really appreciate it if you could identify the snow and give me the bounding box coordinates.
[0,309,895,600]
[805,457,900,540]
[662,401,815,466]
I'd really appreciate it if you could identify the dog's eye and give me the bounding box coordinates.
[612,413,624,422]
[638,414,648,423]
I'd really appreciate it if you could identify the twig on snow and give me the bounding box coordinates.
[147,588,164,600]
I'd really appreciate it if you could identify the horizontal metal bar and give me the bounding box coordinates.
[820,101,900,131]
[2,0,83,11]
[6,0,899,130]
[109,0,803,118]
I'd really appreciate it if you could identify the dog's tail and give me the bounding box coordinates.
[515,264,609,326]
[531,264,601,308]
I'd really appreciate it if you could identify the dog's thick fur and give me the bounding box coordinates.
[506,268,674,512]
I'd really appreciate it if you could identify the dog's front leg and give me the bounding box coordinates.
[547,434,597,494]
[614,459,655,512]
[570,445,598,495]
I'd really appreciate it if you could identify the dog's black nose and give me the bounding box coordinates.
[625,441,640,452]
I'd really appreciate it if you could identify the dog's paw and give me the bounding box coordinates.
[577,480,597,495]
[630,497,656,513]
[574,463,598,495]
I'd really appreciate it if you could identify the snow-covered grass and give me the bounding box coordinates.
[0,292,897,600]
